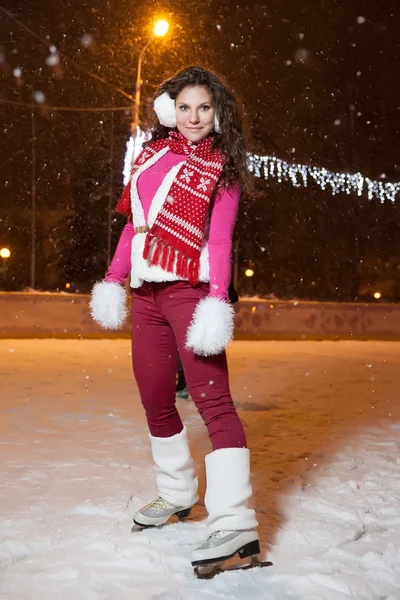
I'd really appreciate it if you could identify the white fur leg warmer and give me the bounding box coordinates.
[89,280,128,329]
[150,427,199,507]
[185,296,234,356]
[205,447,259,534]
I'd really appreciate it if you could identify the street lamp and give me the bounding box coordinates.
[0,247,11,274]
[132,19,170,131]
[245,268,255,278]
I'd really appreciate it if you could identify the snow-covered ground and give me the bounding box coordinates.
[0,339,399,600]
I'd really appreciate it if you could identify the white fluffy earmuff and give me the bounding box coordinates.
[153,91,221,133]
[153,92,177,128]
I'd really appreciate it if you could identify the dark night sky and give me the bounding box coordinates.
[0,0,399,294]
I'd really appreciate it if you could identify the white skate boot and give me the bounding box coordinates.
[133,427,198,530]
[133,496,192,527]
[191,447,268,578]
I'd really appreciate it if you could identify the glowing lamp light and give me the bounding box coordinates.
[65,283,71,289]
[245,268,254,277]
[154,20,169,37]
[373,292,381,299]
[0,247,11,259]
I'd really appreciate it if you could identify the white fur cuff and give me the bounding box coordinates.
[89,281,128,330]
[185,296,234,356]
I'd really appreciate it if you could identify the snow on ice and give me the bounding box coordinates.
[0,340,399,599]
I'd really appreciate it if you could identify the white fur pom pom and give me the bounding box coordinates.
[89,281,128,330]
[153,92,176,128]
[185,296,234,356]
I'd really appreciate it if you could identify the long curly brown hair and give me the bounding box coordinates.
[144,66,250,193]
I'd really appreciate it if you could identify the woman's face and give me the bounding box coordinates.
[175,85,215,143]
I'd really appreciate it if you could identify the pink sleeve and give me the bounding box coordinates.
[105,221,135,284]
[207,184,240,301]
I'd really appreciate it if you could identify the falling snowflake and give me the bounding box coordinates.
[357,16,366,24]
[294,48,310,64]
[334,119,341,126]
[46,54,60,66]
[13,67,22,77]
[81,33,93,48]
[32,91,46,104]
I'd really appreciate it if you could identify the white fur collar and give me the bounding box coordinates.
[129,146,170,228]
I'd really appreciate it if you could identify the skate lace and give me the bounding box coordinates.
[207,531,229,546]
[149,497,174,513]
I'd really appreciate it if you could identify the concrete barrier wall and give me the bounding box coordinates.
[1,292,399,340]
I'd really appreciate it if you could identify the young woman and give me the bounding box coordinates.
[90,66,259,569]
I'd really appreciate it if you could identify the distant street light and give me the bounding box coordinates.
[0,247,11,275]
[373,292,381,299]
[245,268,255,278]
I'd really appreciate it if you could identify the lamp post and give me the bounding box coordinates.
[31,108,36,289]
[131,19,169,132]
[107,20,169,268]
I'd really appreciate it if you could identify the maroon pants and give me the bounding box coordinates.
[131,281,246,450]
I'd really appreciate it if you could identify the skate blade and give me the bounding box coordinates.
[131,523,150,532]
[194,555,272,579]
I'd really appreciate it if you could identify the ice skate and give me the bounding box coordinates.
[192,447,266,578]
[191,529,270,578]
[131,427,198,531]
[133,496,193,529]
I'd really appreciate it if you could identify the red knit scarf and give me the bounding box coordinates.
[116,131,225,284]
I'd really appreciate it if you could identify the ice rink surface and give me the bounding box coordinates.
[1,339,399,599]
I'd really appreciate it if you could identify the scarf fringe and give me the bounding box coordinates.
[143,232,152,260]
[116,182,131,216]
[144,236,200,285]
[166,245,175,272]
[160,243,170,271]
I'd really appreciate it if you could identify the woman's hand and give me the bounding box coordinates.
[89,280,128,329]
[185,296,234,356]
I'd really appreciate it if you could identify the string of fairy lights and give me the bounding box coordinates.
[248,154,399,204]
[124,130,400,204]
